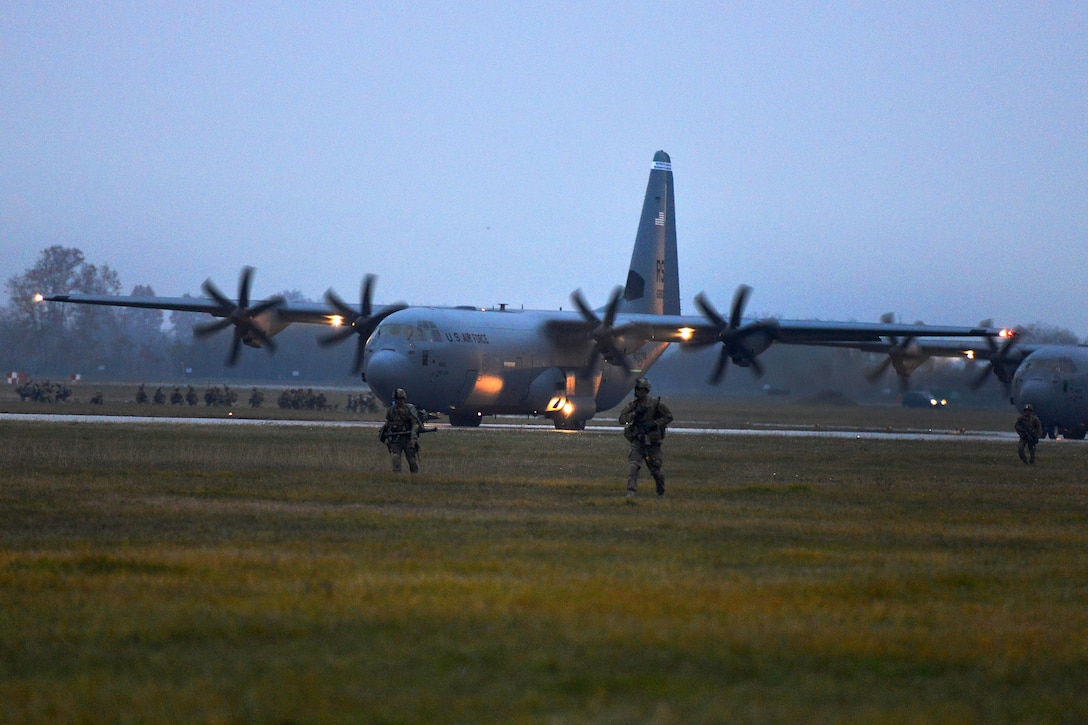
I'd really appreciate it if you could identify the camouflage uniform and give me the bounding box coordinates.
[382,389,424,473]
[618,379,674,497]
[1015,404,1044,464]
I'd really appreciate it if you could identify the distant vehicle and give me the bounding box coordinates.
[901,391,948,408]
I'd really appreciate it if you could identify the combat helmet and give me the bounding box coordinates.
[1023,403,1033,412]
[634,378,651,393]
[394,388,407,401]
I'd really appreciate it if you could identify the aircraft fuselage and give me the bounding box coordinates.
[1010,346,1088,439]
[361,306,668,427]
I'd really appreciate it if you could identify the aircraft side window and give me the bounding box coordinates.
[1058,358,1077,374]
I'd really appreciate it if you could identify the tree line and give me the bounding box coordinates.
[2,246,1083,402]
[1,245,355,383]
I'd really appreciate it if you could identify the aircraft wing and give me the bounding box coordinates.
[795,337,1031,360]
[40,292,368,326]
[586,314,1006,345]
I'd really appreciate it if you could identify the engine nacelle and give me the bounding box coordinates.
[730,321,779,366]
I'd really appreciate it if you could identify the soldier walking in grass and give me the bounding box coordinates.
[1015,403,1044,464]
[380,388,426,473]
[618,377,674,497]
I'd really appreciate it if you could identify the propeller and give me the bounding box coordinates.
[693,285,779,384]
[571,286,638,377]
[193,266,286,367]
[969,332,1020,394]
[865,313,917,392]
[319,274,408,373]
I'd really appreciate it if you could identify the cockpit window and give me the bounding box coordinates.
[419,320,442,342]
[375,321,442,343]
[1056,357,1077,374]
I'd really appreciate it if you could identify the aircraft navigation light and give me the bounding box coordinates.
[328,315,344,327]
[33,293,44,303]
[964,350,976,360]
[678,327,695,341]
[1000,329,1016,338]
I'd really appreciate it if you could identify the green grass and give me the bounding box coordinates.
[2,417,1088,723]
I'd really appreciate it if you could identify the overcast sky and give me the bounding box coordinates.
[3,2,1086,334]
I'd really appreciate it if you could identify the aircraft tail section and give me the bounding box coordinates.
[622,150,681,316]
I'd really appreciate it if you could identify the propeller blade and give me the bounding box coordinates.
[247,295,286,318]
[193,317,233,338]
[352,337,366,375]
[602,286,623,328]
[325,289,356,319]
[865,355,894,383]
[360,274,375,318]
[237,266,253,309]
[709,349,730,384]
[319,327,357,347]
[729,284,751,330]
[227,331,244,367]
[201,279,232,310]
[571,289,597,324]
[694,292,725,329]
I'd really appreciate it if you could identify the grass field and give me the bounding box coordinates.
[2,401,1088,723]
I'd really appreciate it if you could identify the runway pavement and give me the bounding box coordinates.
[0,412,1023,443]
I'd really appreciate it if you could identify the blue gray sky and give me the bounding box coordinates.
[3,2,1086,334]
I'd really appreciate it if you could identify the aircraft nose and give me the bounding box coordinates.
[362,349,411,402]
[1016,379,1052,417]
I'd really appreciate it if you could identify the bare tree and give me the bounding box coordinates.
[4,245,122,375]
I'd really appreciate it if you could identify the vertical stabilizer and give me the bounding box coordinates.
[622,150,680,316]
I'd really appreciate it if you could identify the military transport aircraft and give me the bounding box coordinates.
[833,327,1088,439]
[42,151,1011,429]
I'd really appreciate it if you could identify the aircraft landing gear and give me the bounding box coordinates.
[1064,425,1087,440]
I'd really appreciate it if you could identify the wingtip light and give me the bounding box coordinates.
[33,293,44,303]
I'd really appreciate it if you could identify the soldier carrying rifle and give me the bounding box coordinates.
[1015,403,1044,464]
[379,388,435,473]
[618,378,674,498]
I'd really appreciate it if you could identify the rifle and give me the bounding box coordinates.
[379,424,437,443]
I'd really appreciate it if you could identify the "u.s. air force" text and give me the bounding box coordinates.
[445,332,490,344]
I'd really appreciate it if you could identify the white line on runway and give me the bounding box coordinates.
[0,413,1026,443]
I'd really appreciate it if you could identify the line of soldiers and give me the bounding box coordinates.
[14,379,73,403]
[276,388,332,411]
[136,383,200,406]
[346,392,380,413]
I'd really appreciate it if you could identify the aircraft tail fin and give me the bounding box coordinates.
[622,150,681,316]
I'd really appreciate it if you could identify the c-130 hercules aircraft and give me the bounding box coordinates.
[43,151,1010,429]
